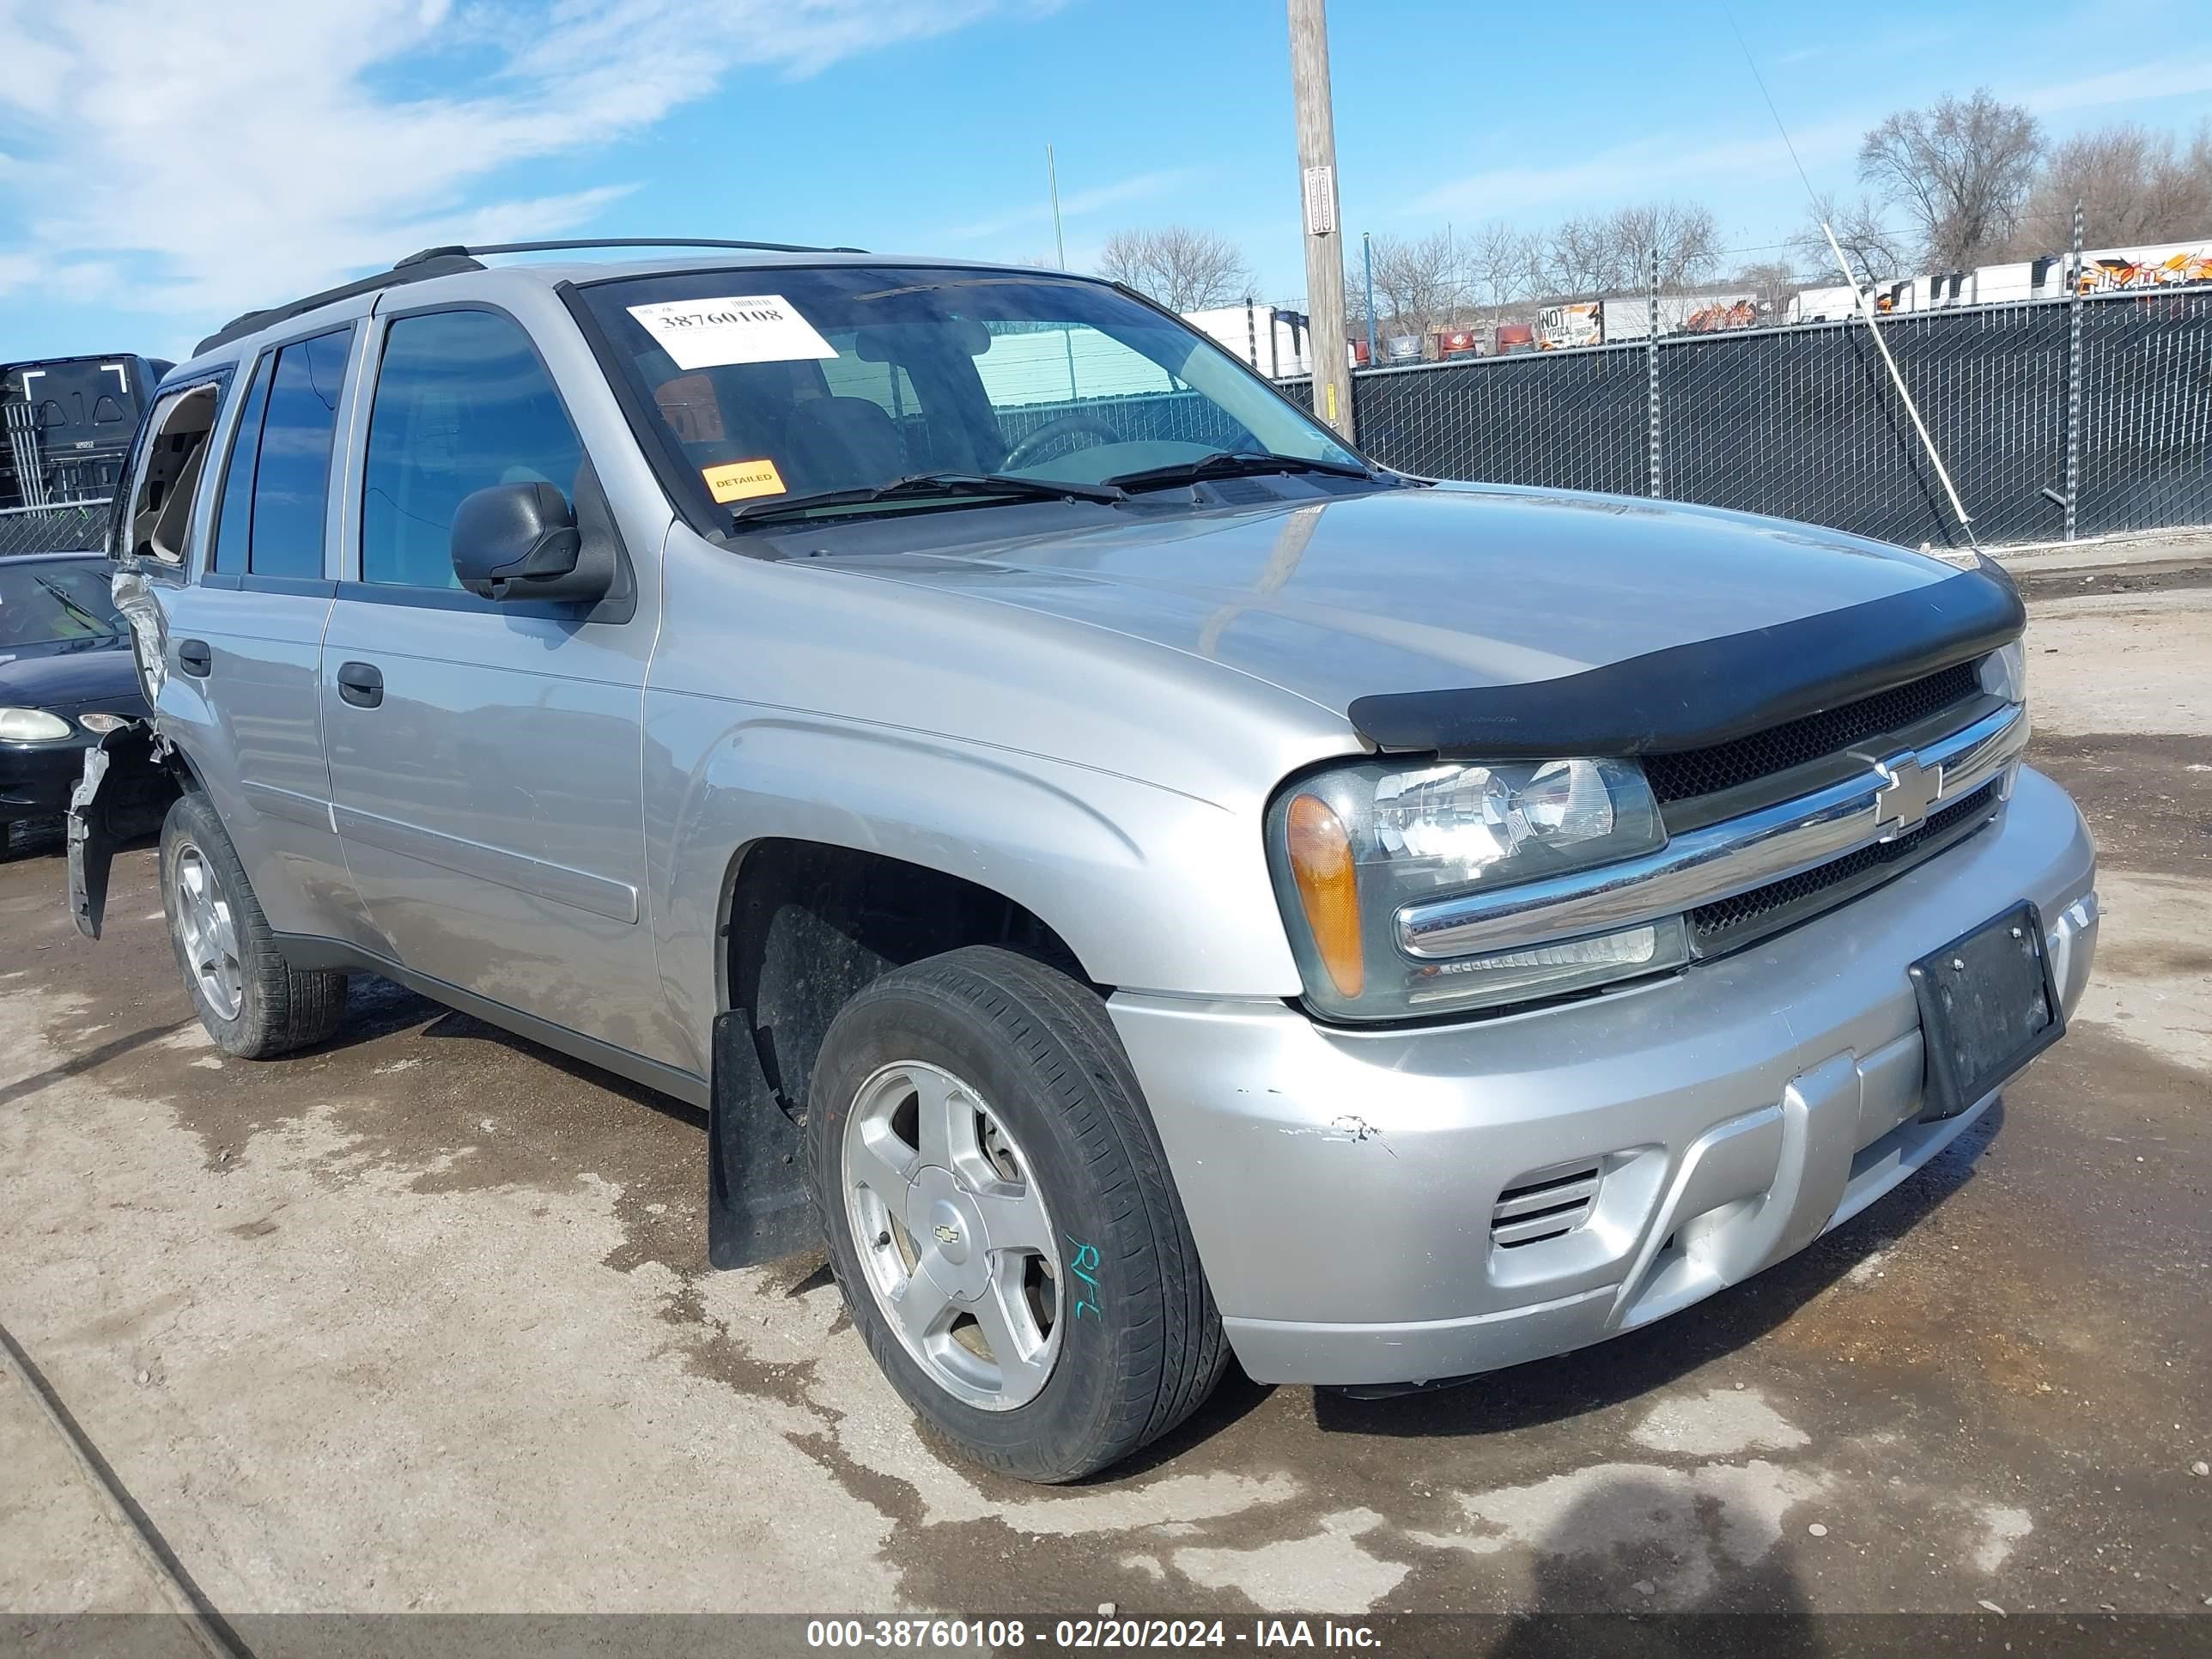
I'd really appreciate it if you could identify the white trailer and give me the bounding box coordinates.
[1182,302,1316,379]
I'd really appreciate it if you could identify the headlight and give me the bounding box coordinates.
[77,711,132,735]
[0,708,76,743]
[1267,757,1677,1020]
[1978,640,2026,704]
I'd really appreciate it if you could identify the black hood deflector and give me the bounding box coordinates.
[1347,563,2025,758]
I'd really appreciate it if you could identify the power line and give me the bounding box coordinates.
[1722,5,1820,210]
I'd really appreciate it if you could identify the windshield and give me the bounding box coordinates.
[0,557,124,649]
[580,267,1364,521]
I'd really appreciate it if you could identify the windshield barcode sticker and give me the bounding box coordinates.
[625,295,837,371]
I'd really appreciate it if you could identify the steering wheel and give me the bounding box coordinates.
[1001,412,1125,473]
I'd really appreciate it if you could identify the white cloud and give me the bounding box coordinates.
[1408,116,1864,219]
[0,0,1051,336]
[941,167,1200,244]
[2019,55,2212,114]
[1407,47,2212,229]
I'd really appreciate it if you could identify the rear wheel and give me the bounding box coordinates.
[809,945,1227,1482]
[161,792,347,1057]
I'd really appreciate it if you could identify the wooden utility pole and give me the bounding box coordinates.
[1287,0,1354,442]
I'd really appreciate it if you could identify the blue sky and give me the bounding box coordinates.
[3,0,2210,362]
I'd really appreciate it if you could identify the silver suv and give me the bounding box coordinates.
[74,240,2099,1481]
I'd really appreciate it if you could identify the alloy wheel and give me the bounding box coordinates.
[842,1060,1063,1410]
[173,842,243,1020]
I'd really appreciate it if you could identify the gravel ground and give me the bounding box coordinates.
[2,575,2206,1638]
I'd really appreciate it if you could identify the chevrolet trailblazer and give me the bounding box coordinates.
[71,238,2097,1481]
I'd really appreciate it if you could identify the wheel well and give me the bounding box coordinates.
[723,840,1090,1117]
[155,734,205,794]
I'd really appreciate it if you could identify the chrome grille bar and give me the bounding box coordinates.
[1397,701,2028,962]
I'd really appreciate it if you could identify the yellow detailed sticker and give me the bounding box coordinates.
[702,458,787,503]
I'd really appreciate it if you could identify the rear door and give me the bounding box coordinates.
[319,301,664,1058]
[146,323,373,946]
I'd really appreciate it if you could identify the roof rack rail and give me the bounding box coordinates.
[194,237,868,359]
[396,236,869,264]
[192,253,484,358]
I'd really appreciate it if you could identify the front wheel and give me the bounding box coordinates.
[809,946,1226,1482]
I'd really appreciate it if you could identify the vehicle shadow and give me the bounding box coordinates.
[308,972,709,1132]
[1310,1103,2002,1443]
[1477,1475,1825,1655]
[0,1017,198,1111]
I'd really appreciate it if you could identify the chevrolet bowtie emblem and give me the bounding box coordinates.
[933,1223,961,1245]
[1873,752,1942,833]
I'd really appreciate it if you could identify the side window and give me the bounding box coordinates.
[122,382,222,566]
[361,310,585,590]
[246,329,352,579]
[209,352,273,574]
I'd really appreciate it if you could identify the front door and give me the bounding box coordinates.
[319,306,662,1060]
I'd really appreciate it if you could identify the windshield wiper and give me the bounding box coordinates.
[731,471,1125,528]
[34,576,119,635]
[1103,451,1377,492]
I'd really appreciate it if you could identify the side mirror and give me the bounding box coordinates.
[451,481,607,603]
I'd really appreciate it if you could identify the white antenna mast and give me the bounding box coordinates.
[1723,7,1977,546]
[1820,222,1975,540]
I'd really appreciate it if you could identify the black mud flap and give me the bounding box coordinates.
[707,1010,817,1268]
[66,726,153,941]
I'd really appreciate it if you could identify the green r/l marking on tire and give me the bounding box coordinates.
[1067,1238,1102,1319]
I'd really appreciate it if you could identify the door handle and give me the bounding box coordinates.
[176,640,212,678]
[336,660,384,709]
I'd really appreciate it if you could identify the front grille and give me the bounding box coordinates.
[1689,781,2002,951]
[1644,662,1981,805]
[1490,1159,1602,1249]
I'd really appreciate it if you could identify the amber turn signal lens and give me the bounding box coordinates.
[1285,793,1364,999]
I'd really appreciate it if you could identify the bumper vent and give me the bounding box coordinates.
[1491,1159,1603,1249]
[1644,662,1982,805]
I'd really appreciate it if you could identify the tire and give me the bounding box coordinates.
[160,791,348,1058]
[809,945,1227,1483]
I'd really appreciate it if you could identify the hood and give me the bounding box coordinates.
[0,635,146,716]
[837,485,1974,720]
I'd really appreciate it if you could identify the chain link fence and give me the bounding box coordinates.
[1295,286,2212,548]
[0,502,112,557]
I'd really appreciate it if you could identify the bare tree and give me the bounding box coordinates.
[1462,218,1543,312]
[1856,89,2043,269]
[1790,191,1912,284]
[1733,258,1798,319]
[1097,226,1252,311]
[1365,230,1462,339]
[1535,201,1722,297]
[1611,200,1723,289]
[1540,211,1617,296]
[2012,120,2212,252]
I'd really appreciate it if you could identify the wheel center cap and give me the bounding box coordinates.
[908,1165,989,1301]
[930,1203,969,1261]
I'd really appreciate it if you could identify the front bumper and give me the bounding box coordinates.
[0,732,98,822]
[1110,765,2098,1388]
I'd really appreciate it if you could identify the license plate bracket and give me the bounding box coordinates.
[1911,902,2064,1121]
